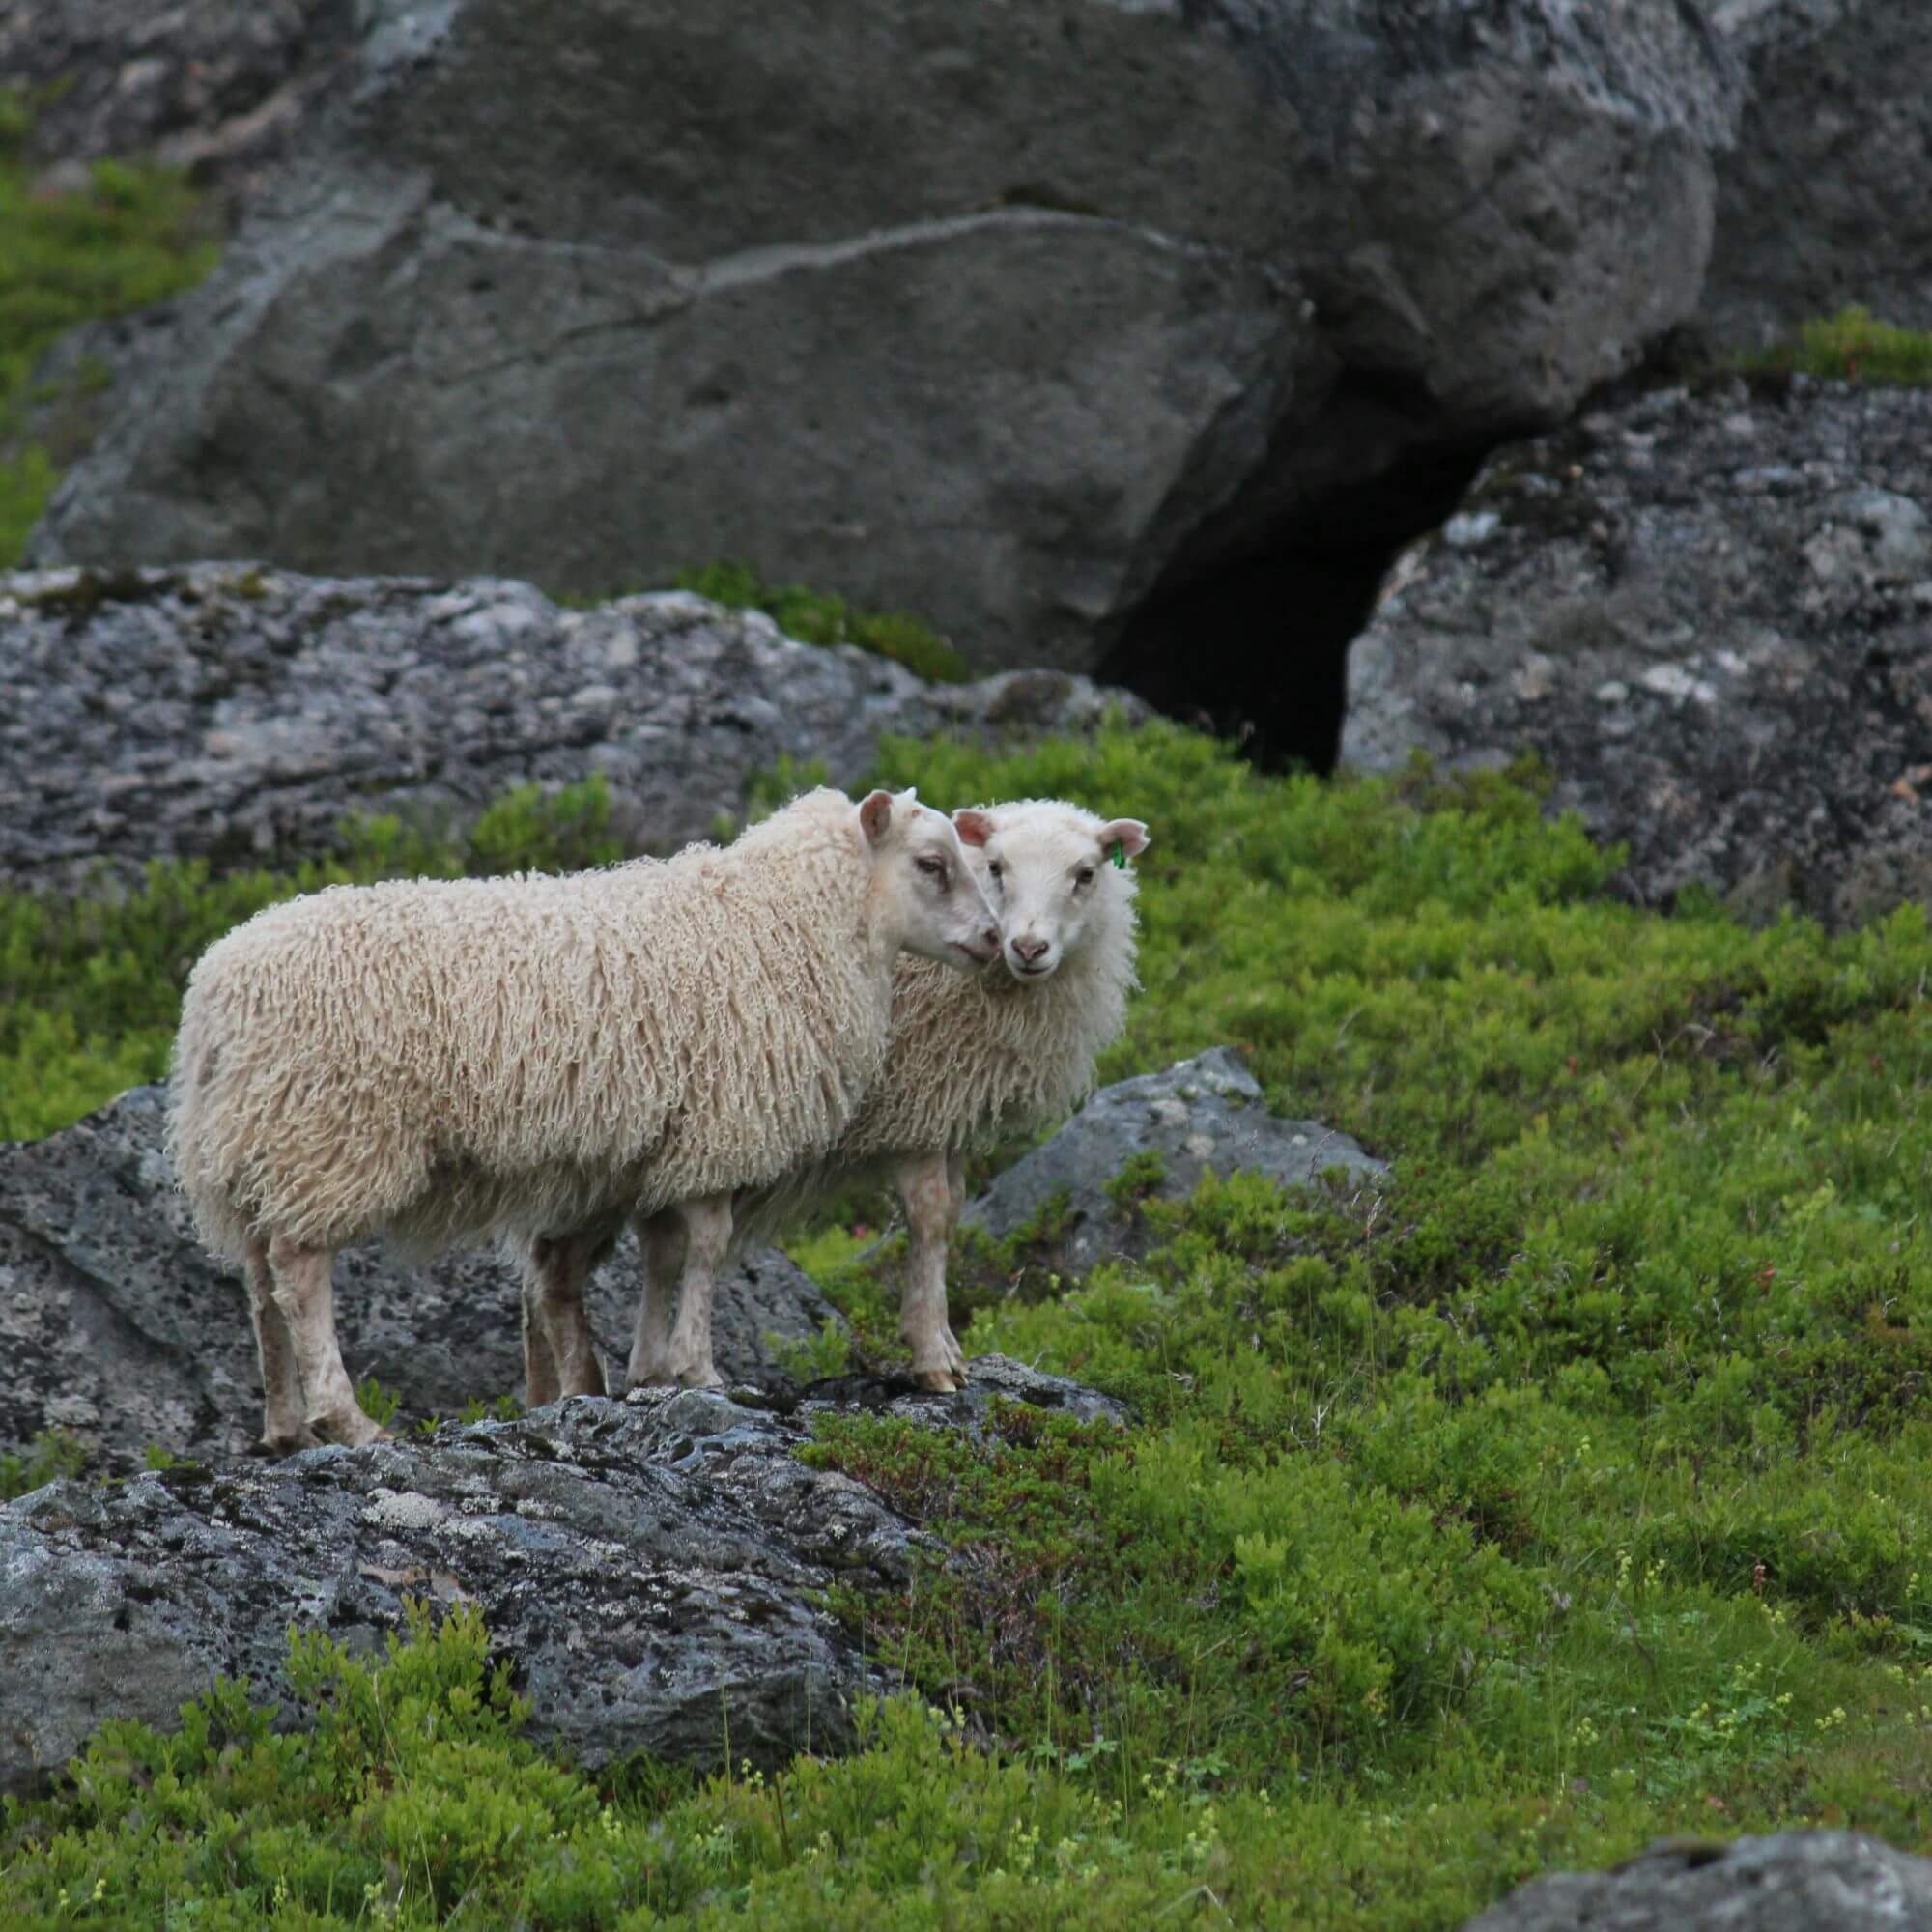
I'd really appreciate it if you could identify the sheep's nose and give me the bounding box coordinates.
[1011,936,1049,965]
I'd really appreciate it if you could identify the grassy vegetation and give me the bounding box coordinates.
[7,723,1932,1924]
[0,103,216,563]
[1737,305,1932,387]
[670,562,973,684]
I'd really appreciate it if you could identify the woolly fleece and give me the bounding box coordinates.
[169,788,927,1263]
[737,798,1143,1245]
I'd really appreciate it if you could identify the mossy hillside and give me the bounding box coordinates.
[0,110,217,564]
[7,724,1932,1924]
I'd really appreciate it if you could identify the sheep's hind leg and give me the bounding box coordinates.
[524,1223,619,1401]
[665,1194,731,1388]
[518,1243,563,1409]
[897,1150,969,1393]
[244,1236,318,1454]
[626,1208,688,1389]
[265,1236,389,1448]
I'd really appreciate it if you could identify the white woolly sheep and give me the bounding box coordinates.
[167,786,1002,1449]
[608,798,1149,1393]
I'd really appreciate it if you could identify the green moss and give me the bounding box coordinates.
[1737,306,1932,388]
[0,143,216,563]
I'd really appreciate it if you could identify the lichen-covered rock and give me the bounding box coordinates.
[1342,378,1932,927]
[0,1357,1121,1798]
[0,1085,842,1469]
[0,566,1142,891]
[0,0,355,197]
[1696,1,1932,355]
[964,1048,1384,1276]
[26,0,1739,674]
[1461,1832,1932,1931]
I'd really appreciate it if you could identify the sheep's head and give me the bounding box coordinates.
[953,801,1150,981]
[858,787,1003,969]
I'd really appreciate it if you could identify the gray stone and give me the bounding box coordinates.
[1462,1831,1932,1931]
[1342,377,1932,928]
[0,1355,1118,1797]
[1695,2,1932,355]
[0,0,356,201]
[27,0,1739,675]
[964,1048,1384,1275]
[0,1085,843,1470]
[0,566,1143,892]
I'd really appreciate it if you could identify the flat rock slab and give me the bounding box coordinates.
[965,1047,1384,1275]
[1343,379,1932,928]
[0,1085,842,1469]
[0,566,1143,891]
[0,1356,1124,1798]
[1463,1832,1932,1931]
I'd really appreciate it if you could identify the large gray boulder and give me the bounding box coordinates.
[965,1048,1384,1275]
[0,564,1141,892]
[1342,377,1932,927]
[0,1085,842,1469]
[1462,1832,1932,1931]
[0,1359,1124,1797]
[27,0,1740,674]
[1695,2,1932,354]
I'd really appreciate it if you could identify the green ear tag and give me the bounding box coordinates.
[1111,843,1126,868]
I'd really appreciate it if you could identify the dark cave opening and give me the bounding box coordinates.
[1099,438,1493,775]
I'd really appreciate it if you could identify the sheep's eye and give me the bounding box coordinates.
[987,860,1003,881]
[1074,867,1095,888]
[916,855,948,883]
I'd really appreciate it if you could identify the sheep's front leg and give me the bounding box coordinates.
[897,1149,968,1392]
[626,1208,688,1389]
[244,1236,319,1454]
[665,1193,732,1388]
[523,1225,617,1401]
[265,1236,388,1447]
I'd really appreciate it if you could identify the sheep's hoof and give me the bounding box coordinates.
[674,1366,725,1390]
[912,1368,962,1395]
[256,1425,322,1457]
[625,1368,678,1393]
[316,1414,391,1449]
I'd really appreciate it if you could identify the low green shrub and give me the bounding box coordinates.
[673,561,973,683]
[1738,305,1932,387]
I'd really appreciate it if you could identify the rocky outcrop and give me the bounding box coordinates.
[1341,378,1932,928]
[1462,1832,1932,1931]
[0,1359,1125,1798]
[965,1048,1384,1275]
[0,1085,843,1469]
[26,0,1740,676]
[0,0,355,199]
[1695,2,1932,355]
[0,566,1142,892]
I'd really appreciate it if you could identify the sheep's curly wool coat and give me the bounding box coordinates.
[169,789,898,1263]
[736,799,1139,1243]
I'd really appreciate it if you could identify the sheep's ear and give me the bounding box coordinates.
[1099,818,1151,862]
[953,809,995,848]
[859,789,895,845]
